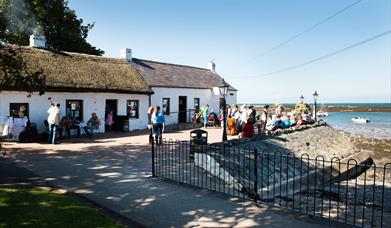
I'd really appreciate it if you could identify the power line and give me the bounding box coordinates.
[230,29,391,79]
[248,0,363,62]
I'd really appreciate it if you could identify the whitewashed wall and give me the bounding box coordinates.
[226,90,237,107]
[150,87,237,125]
[0,91,149,133]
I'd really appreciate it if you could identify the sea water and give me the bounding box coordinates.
[323,112,391,139]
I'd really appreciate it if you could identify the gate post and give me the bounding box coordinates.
[253,148,260,201]
[152,139,156,177]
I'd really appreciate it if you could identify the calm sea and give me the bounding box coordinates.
[322,112,391,139]
[245,102,390,139]
[243,103,391,107]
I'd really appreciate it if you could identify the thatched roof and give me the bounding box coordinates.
[0,45,153,94]
[131,58,237,91]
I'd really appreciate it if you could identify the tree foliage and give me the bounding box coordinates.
[294,103,311,115]
[0,0,104,55]
[0,44,46,96]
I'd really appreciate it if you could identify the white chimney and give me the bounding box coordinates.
[207,59,216,73]
[120,48,132,62]
[29,34,46,48]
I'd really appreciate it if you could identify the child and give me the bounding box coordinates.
[106,111,114,131]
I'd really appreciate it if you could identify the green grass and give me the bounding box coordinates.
[0,187,123,228]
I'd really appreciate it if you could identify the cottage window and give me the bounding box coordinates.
[66,100,83,122]
[127,100,139,118]
[194,98,200,111]
[9,103,29,118]
[162,98,170,115]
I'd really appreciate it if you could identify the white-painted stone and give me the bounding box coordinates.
[194,152,242,191]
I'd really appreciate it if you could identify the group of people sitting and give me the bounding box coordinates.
[1,103,102,144]
[226,104,257,138]
[224,104,316,139]
[46,103,101,144]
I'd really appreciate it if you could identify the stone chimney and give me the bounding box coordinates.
[29,34,46,48]
[207,59,216,73]
[120,48,132,62]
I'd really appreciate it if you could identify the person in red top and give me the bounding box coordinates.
[240,117,254,138]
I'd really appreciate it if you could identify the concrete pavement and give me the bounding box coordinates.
[2,128,350,227]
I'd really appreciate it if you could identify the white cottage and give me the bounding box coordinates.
[129,50,237,125]
[0,45,153,134]
[0,41,238,136]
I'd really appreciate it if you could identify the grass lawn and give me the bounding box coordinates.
[0,187,123,227]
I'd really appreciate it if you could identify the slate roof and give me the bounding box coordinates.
[0,45,153,94]
[131,58,237,91]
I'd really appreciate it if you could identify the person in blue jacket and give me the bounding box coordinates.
[152,106,165,144]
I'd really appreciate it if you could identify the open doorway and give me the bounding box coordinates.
[178,96,187,123]
[105,99,118,132]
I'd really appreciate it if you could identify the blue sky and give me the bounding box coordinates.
[68,0,390,103]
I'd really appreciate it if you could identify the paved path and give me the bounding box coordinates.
[2,129,350,227]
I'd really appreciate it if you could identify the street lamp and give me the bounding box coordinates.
[218,79,229,141]
[299,94,304,104]
[313,90,319,121]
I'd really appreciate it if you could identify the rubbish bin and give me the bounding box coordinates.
[189,129,208,160]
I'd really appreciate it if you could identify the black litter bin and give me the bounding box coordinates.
[189,129,208,160]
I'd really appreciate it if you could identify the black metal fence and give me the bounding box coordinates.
[152,139,391,227]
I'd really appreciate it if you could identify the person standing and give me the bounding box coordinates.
[147,106,155,144]
[275,104,284,117]
[202,104,209,128]
[248,105,256,124]
[47,103,61,144]
[151,106,165,145]
[261,105,269,132]
[105,111,114,132]
[239,105,248,132]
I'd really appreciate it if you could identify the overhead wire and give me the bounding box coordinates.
[247,0,363,62]
[229,29,391,79]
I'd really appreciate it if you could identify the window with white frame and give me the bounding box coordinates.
[127,100,139,118]
[9,103,29,118]
[66,100,83,121]
[162,98,170,115]
[194,98,200,111]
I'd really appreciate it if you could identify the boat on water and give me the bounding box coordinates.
[351,117,370,123]
[316,110,329,117]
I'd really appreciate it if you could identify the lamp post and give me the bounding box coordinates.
[313,90,319,122]
[218,79,229,141]
[300,94,304,104]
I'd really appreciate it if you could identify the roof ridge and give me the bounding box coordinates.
[11,45,124,62]
[133,58,211,71]
[11,46,214,71]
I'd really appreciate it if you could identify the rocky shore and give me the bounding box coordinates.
[228,123,390,165]
[201,124,391,226]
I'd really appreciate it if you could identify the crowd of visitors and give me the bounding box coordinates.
[192,103,316,139]
[225,104,316,138]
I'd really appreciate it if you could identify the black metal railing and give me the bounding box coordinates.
[152,139,391,227]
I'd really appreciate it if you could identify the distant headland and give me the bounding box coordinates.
[239,103,391,112]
